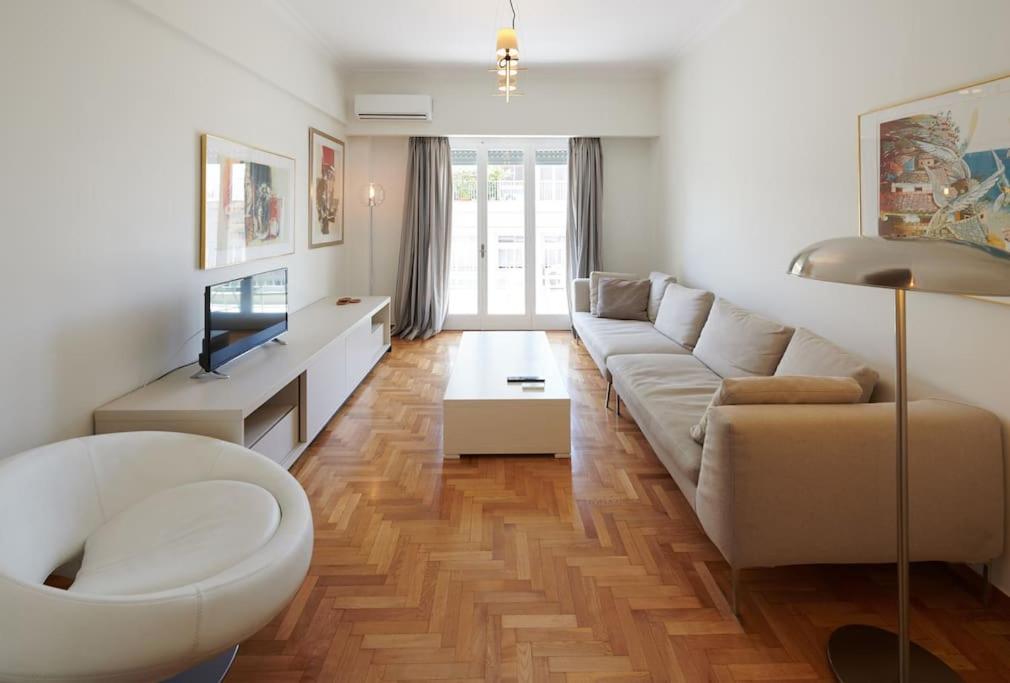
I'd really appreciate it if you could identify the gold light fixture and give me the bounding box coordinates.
[492,1,524,103]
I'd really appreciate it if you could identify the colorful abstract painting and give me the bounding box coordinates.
[860,75,1010,251]
[309,128,344,248]
[201,134,295,269]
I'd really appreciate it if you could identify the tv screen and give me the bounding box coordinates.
[199,268,288,373]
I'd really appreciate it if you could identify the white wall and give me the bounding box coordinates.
[659,0,1010,589]
[0,0,347,457]
[346,68,661,137]
[345,136,410,303]
[602,137,662,274]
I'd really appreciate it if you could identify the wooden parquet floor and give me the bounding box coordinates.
[228,332,1010,682]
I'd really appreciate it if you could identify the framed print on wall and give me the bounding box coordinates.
[201,134,296,269]
[859,74,1010,252]
[308,127,345,248]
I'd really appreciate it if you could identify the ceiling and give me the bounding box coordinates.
[280,0,742,70]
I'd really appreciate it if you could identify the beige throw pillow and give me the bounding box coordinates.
[589,271,637,316]
[692,298,794,378]
[653,283,715,349]
[775,328,879,402]
[597,278,650,321]
[690,375,863,444]
[647,272,677,323]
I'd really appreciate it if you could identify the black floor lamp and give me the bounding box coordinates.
[788,235,1010,683]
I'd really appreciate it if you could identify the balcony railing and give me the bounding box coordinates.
[453,179,567,202]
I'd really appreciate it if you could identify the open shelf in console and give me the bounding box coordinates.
[242,376,301,462]
[244,403,295,448]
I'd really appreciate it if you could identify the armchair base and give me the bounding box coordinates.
[165,646,237,683]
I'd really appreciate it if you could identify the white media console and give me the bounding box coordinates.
[95,296,391,469]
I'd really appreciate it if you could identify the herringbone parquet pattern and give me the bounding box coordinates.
[228,332,1010,682]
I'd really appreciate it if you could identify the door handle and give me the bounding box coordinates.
[480,243,486,259]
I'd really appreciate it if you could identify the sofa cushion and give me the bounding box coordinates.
[590,271,636,315]
[692,298,794,378]
[690,375,864,444]
[70,480,280,596]
[654,283,715,350]
[647,272,677,323]
[608,354,722,485]
[775,328,879,402]
[597,277,650,321]
[573,312,688,378]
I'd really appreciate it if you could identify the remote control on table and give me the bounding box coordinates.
[507,376,545,383]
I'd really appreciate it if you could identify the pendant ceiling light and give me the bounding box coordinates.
[492,0,523,103]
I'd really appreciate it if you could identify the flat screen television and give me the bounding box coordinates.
[199,268,288,374]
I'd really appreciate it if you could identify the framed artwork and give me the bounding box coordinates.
[308,128,345,248]
[201,134,296,269]
[859,74,1010,253]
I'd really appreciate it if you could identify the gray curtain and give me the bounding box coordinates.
[393,137,453,340]
[566,137,603,279]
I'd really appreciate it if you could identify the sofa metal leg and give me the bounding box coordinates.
[616,394,621,417]
[983,561,993,607]
[605,382,612,410]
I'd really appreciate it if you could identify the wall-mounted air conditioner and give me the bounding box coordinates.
[354,94,433,121]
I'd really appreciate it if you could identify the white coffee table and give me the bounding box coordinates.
[443,331,571,459]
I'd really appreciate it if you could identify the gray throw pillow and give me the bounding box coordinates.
[597,278,650,321]
[589,271,637,315]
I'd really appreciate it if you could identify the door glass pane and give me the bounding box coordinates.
[449,149,478,315]
[487,149,525,315]
[535,149,568,315]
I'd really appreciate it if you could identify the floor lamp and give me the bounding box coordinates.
[366,182,385,296]
[788,235,1010,683]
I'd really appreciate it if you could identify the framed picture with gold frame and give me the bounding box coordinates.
[308,128,345,248]
[200,134,296,269]
[858,74,1010,253]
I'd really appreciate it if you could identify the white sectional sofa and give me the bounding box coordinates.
[571,274,1005,610]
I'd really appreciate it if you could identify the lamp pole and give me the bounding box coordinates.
[895,288,910,683]
[366,182,385,298]
[787,236,992,683]
[368,198,374,296]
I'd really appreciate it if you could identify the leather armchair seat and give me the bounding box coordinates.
[0,431,314,683]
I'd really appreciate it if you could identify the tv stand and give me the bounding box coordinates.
[95,296,392,469]
[190,368,230,380]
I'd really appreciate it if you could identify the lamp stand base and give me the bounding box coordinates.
[827,625,960,682]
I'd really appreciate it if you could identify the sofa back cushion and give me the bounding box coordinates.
[653,283,715,350]
[775,328,878,402]
[647,272,677,322]
[692,298,794,378]
[590,271,637,315]
[597,278,650,321]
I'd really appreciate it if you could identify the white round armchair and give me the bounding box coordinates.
[0,431,314,683]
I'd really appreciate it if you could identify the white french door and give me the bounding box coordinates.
[445,138,569,330]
